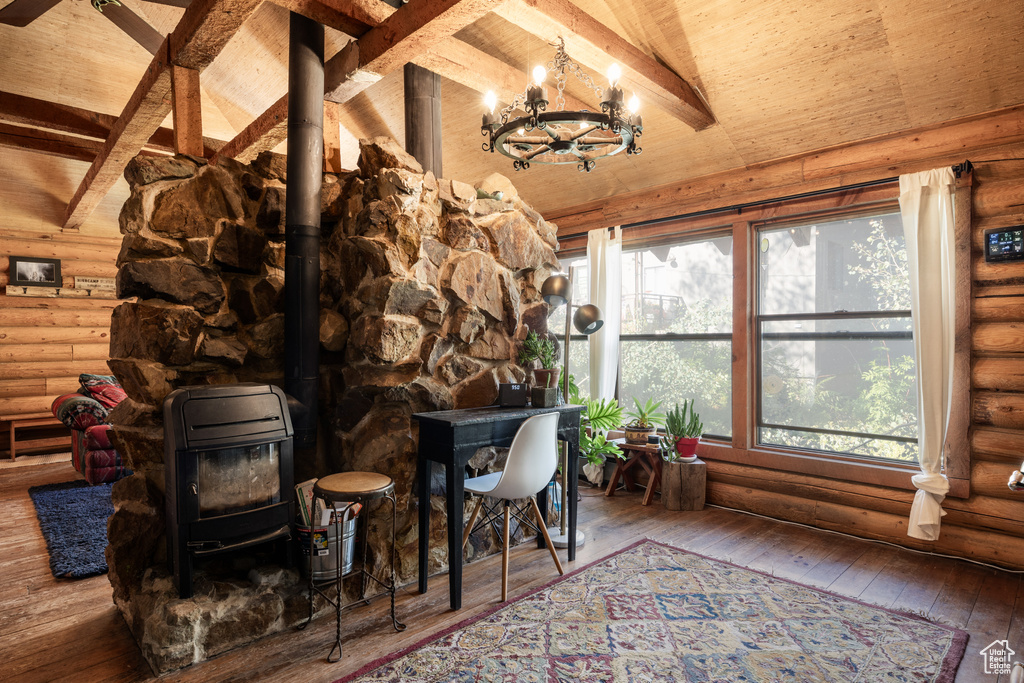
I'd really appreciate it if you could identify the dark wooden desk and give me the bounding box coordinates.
[413,404,583,610]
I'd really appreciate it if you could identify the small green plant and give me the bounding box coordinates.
[518,329,558,369]
[661,399,703,462]
[568,374,624,465]
[625,396,666,429]
[579,431,621,465]
[665,399,703,439]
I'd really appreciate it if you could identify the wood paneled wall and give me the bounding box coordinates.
[0,230,120,433]
[553,108,1024,570]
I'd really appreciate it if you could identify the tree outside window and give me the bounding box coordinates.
[757,212,918,462]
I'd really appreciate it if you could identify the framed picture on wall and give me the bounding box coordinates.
[9,256,61,287]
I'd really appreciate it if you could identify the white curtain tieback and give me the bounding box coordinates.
[911,472,949,497]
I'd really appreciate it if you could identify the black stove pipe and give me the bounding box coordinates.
[284,12,324,450]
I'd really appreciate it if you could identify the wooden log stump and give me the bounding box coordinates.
[662,457,706,511]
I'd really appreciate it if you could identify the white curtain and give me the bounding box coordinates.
[899,168,956,541]
[587,226,621,401]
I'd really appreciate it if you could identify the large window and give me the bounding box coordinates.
[619,237,732,438]
[756,212,918,462]
[550,236,733,438]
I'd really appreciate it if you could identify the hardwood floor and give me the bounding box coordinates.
[2,461,1020,683]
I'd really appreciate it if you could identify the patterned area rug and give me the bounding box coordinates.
[339,539,967,682]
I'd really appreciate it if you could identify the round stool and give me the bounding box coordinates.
[299,471,406,662]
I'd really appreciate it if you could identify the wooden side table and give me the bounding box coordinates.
[605,440,663,506]
[662,457,707,511]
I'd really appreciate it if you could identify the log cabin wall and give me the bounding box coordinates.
[0,147,126,451]
[0,231,121,420]
[554,106,1024,570]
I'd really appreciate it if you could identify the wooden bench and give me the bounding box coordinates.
[2,412,71,460]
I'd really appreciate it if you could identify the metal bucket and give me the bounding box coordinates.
[297,518,356,581]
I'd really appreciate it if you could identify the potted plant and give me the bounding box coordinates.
[569,375,623,486]
[624,396,666,444]
[518,328,560,407]
[660,399,703,463]
[660,399,706,511]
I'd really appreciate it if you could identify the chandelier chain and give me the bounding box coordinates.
[547,38,604,110]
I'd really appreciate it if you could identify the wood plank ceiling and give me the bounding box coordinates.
[0,0,1022,235]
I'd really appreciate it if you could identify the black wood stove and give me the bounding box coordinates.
[164,384,294,599]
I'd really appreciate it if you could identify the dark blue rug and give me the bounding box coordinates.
[28,480,113,579]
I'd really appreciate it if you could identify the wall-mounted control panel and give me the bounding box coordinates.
[984,226,1024,262]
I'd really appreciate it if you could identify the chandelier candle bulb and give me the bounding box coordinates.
[479,90,495,127]
[527,66,548,107]
[607,62,622,87]
[481,91,499,148]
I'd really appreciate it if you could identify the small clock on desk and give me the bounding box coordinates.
[498,383,528,407]
[984,226,1024,262]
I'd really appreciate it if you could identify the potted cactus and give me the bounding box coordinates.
[660,399,703,463]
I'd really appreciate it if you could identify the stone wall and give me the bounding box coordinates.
[104,138,559,672]
[320,141,560,580]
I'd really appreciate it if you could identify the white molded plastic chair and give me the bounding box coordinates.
[462,412,564,601]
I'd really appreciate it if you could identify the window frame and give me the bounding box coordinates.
[616,229,735,440]
[553,177,971,498]
[753,207,919,465]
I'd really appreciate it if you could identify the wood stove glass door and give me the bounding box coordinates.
[197,441,282,518]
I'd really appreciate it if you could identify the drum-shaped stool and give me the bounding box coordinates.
[299,471,406,662]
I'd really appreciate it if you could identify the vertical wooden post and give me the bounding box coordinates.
[404,63,442,178]
[323,101,342,172]
[947,168,974,489]
[171,65,203,157]
[732,220,753,451]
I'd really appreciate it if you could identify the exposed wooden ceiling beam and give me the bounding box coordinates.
[62,0,265,230]
[322,0,507,104]
[215,92,288,162]
[412,38,592,114]
[0,123,103,162]
[217,0,507,163]
[0,122,169,162]
[271,0,376,38]
[62,42,174,231]
[492,0,715,131]
[0,91,222,156]
[169,0,265,71]
[0,91,115,140]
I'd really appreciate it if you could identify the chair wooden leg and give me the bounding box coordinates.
[501,502,510,602]
[531,496,564,575]
[462,497,484,550]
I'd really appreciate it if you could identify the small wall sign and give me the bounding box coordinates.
[8,256,61,287]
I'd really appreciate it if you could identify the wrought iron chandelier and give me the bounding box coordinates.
[481,38,642,173]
